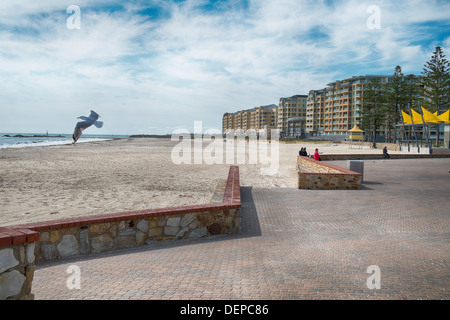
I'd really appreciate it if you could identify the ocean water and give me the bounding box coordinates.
[0,133,129,149]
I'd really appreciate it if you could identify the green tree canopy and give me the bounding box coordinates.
[421,46,450,145]
[361,77,387,147]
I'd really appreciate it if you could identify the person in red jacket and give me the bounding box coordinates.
[314,148,321,161]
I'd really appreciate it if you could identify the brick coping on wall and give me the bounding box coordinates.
[297,156,363,176]
[0,166,241,248]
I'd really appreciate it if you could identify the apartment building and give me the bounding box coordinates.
[251,104,278,130]
[306,89,326,136]
[277,95,308,137]
[322,75,392,136]
[222,112,234,132]
[222,104,277,135]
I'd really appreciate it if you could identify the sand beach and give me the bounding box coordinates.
[0,137,407,227]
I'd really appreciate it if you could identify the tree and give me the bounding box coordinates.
[361,77,387,148]
[421,46,450,146]
[404,74,420,107]
[384,66,406,143]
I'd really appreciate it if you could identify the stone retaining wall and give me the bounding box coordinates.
[297,156,362,190]
[0,166,241,300]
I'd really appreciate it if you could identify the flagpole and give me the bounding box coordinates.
[418,102,432,154]
[408,104,420,153]
[398,105,409,152]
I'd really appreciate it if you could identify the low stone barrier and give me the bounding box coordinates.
[0,166,241,300]
[297,156,362,190]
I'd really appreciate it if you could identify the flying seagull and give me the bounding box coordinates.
[72,110,103,144]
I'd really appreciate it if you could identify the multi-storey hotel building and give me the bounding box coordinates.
[320,75,392,136]
[277,95,308,137]
[306,89,326,136]
[223,97,308,138]
[222,104,278,135]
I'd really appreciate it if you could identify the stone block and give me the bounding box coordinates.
[167,217,181,228]
[136,220,149,233]
[89,223,110,235]
[19,246,25,264]
[79,230,91,255]
[0,270,26,300]
[181,213,196,228]
[135,230,146,246]
[118,228,135,237]
[109,223,118,237]
[24,265,35,294]
[114,235,136,249]
[148,227,163,236]
[176,227,189,240]
[149,219,165,228]
[41,244,58,261]
[0,248,19,274]
[39,232,49,242]
[164,226,179,236]
[26,243,35,264]
[49,230,62,244]
[188,219,198,230]
[91,234,114,253]
[188,227,208,239]
[57,235,80,257]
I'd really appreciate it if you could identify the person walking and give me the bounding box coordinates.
[383,146,390,159]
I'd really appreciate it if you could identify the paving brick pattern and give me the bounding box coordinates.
[32,159,450,300]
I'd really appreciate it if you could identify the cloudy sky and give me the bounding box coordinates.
[0,0,449,135]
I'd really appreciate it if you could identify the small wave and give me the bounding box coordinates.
[0,138,111,149]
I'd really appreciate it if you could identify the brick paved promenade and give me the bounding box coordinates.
[32,158,450,300]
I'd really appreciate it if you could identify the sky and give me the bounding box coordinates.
[0,0,449,135]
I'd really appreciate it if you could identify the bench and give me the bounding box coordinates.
[297,156,362,190]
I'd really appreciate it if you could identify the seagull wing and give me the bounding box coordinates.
[73,120,93,143]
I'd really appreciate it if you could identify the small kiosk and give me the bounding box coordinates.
[348,125,365,149]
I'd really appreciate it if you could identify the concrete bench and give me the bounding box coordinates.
[297,156,362,190]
